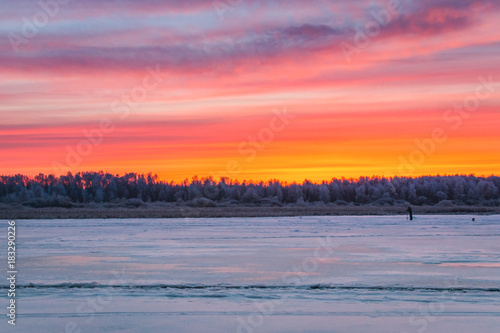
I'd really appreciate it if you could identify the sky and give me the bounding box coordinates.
[1,0,499,183]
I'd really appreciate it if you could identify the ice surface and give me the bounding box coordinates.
[1,215,499,332]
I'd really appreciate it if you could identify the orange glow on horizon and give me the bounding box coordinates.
[1,1,500,180]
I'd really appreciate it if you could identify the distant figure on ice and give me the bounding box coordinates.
[407,207,413,221]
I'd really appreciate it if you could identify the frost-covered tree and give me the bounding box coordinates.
[0,173,498,207]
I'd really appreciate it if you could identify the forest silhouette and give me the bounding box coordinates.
[1,173,499,208]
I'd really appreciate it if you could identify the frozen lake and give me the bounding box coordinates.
[2,215,500,332]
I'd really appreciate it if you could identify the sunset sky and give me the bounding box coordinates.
[1,0,499,182]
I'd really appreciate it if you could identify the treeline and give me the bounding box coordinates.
[0,173,499,208]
